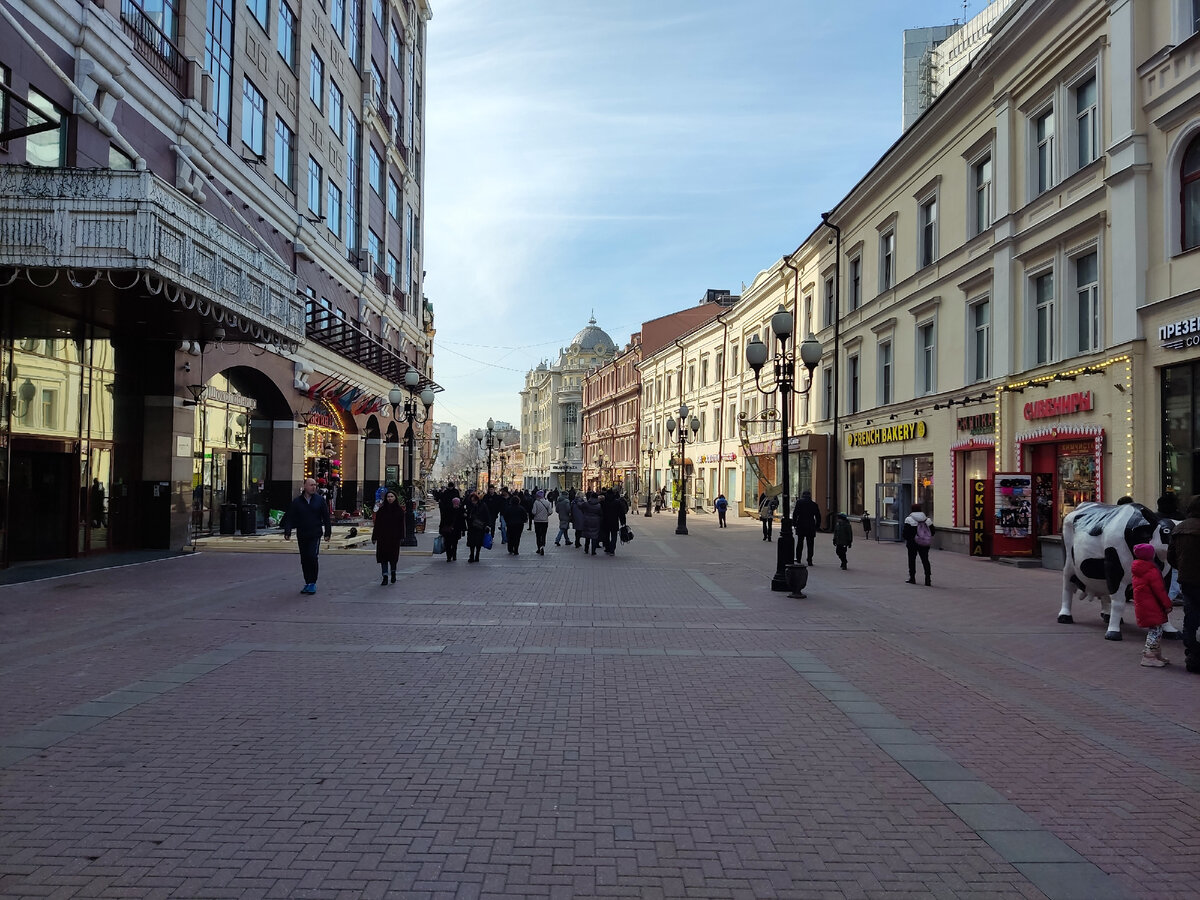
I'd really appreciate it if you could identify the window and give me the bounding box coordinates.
[878,340,893,405]
[205,0,235,143]
[247,0,268,29]
[1075,251,1099,353]
[371,0,383,28]
[849,258,862,312]
[970,299,990,382]
[387,176,400,219]
[1181,134,1200,251]
[715,351,724,380]
[370,60,384,107]
[1035,271,1055,364]
[277,1,296,67]
[273,116,294,187]
[405,203,414,287]
[821,366,833,420]
[730,344,739,376]
[328,81,343,138]
[386,252,398,284]
[369,144,382,194]
[241,78,266,156]
[109,145,134,170]
[309,50,324,110]
[918,195,937,268]
[847,354,860,414]
[367,228,382,267]
[347,0,361,69]
[1035,107,1055,194]
[879,229,895,291]
[390,23,402,69]
[389,99,401,139]
[327,182,342,237]
[918,322,936,395]
[25,89,65,167]
[331,0,345,41]
[307,156,322,215]
[701,358,709,387]
[1073,74,1098,171]
[972,153,992,236]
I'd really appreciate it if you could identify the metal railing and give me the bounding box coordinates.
[120,0,188,96]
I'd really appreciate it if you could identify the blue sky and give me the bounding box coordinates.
[424,0,978,433]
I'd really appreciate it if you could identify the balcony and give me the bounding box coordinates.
[306,303,439,391]
[0,168,303,346]
[120,0,189,96]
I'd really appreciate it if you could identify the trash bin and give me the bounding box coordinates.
[238,504,257,535]
[219,503,238,535]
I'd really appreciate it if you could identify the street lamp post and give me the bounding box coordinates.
[389,369,436,548]
[484,418,495,491]
[745,305,823,592]
[498,448,508,489]
[643,440,655,518]
[665,404,700,535]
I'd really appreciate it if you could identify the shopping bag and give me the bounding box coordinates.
[433,534,445,555]
[619,524,634,543]
[483,531,493,549]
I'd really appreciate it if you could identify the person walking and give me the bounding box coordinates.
[1131,542,1173,667]
[862,511,872,540]
[531,490,553,554]
[1167,495,1200,673]
[502,494,528,555]
[581,491,603,555]
[715,494,728,527]
[572,492,586,548]
[439,497,465,562]
[758,492,778,542]
[371,489,404,584]
[832,512,853,570]
[465,492,491,563]
[792,489,821,565]
[600,488,624,555]
[281,477,332,594]
[554,492,572,546]
[902,503,935,585]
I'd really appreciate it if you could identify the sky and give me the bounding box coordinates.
[423,0,982,435]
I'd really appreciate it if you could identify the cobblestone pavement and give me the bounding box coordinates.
[2,511,1197,899]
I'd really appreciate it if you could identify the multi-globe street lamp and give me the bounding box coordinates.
[643,439,655,518]
[389,369,435,548]
[665,404,700,535]
[745,305,823,592]
[483,418,495,491]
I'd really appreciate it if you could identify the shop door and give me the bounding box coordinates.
[10,445,75,561]
[875,482,913,543]
[85,444,113,553]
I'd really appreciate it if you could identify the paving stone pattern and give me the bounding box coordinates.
[2,513,1197,898]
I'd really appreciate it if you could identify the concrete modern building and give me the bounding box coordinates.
[0,0,436,565]
[519,317,616,491]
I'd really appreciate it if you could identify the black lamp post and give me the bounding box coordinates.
[643,439,655,517]
[484,418,495,491]
[666,403,700,535]
[498,448,508,489]
[745,305,823,592]
[390,369,435,547]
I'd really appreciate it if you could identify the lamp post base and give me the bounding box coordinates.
[675,506,688,535]
[771,528,797,591]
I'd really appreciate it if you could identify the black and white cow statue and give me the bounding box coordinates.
[1058,501,1180,641]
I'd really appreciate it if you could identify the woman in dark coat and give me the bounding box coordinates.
[464,493,491,563]
[372,490,404,584]
[439,496,466,562]
[502,494,528,555]
[581,491,604,555]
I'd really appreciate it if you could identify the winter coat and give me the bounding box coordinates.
[372,499,404,563]
[1168,515,1200,587]
[714,497,728,513]
[571,497,586,531]
[832,515,853,548]
[485,492,505,523]
[902,511,935,546]
[465,500,492,547]
[502,501,528,531]
[556,496,573,526]
[601,492,625,529]
[792,497,822,535]
[1131,544,1172,628]
[439,503,466,543]
[581,498,603,541]
[758,496,778,522]
[282,492,332,540]
[532,497,554,523]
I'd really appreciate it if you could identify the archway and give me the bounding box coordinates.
[363,415,383,508]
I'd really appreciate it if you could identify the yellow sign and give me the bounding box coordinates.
[847,420,927,448]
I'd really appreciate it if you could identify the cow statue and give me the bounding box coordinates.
[1058,501,1180,641]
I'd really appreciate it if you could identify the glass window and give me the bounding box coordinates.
[1074,75,1097,170]
[1035,107,1055,194]
[372,0,383,27]
[879,230,895,290]
[25,89,65,167]
[307,156,322,215]
[973,153,992,235]
[346,113,361,248]
[109,145,135,170]
[370,60,384,107]
[878,340,892,404]
[369,144,382,194]
[848,258,861,311]
[390,23,402,69]
[331,0,345,41]
[328,80,343,139]
[915,454,935,520]
[1035,272,1055,364]
[309,49,324,110]
[327,182,342,237]
[971,299,990,382]
[205,0,235,143]
[246,0,268,29]
[241,78,266,156]
[918,322,935,395]
[347,0,361,69]
[1162,363,1197,501]
[273,116,295,187]
[847,459,865,516]
[1182,134,1200,251]
[404,202,414,288]
[386,252,398,284]
[367,228,382,266]
[277,1,296,67]
[1075,251,1099,352]
[919,196,937,268]
[821,365,833,420]
[847,354,860,414]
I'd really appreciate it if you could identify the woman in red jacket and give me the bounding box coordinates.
[1131,542,1173,667]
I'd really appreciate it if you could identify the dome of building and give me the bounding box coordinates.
[571,316,616,354]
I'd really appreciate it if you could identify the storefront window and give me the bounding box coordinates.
[1163,363,1197,501]
[1057,440,1097,519]
[882,457,902,484]
[915,454,934,520]
[847,458,865,515]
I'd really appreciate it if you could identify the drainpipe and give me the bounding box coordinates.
[821,212,842,527]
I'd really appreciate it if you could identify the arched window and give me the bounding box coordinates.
[1183,133,1200,251]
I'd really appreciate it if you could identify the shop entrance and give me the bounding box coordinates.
[10,443,75,561]
[83,443,113,553]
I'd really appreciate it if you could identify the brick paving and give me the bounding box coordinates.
[2,511,1197,898]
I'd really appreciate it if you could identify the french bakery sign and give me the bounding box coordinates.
[1023,390,1093,420]
[1160,315,1200,350]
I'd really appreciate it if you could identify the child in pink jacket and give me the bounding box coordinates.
[1131,542,1173,667]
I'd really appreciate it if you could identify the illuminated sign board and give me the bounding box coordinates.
[1022,390,1092,420]
[846,420,927,448]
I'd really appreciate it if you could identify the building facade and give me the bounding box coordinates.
[0,0,436,564]
[581,334,641,496]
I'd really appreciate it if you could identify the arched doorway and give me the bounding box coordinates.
[384,421,401,489]
[363,415,382,510]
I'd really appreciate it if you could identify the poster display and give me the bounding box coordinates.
[993,472,1036,557]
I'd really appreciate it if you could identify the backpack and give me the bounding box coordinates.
[915,519,933,547]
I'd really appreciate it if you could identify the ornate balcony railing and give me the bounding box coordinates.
[120,0,189,96]
[305,302,440,391]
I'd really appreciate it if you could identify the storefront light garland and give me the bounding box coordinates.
[995,353,1133,501]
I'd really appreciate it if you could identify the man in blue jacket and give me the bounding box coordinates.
[282,477,332,594]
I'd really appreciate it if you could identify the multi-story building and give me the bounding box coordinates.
[519,317,616,491]
[0,0,436,565]
[581,333,640,495]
